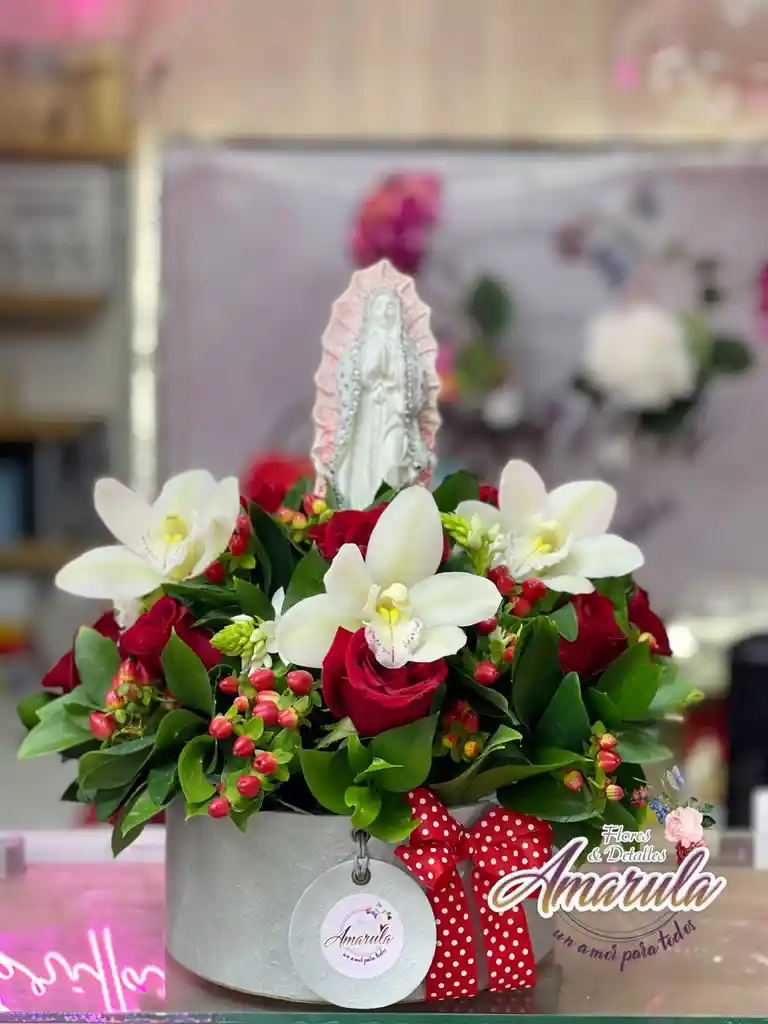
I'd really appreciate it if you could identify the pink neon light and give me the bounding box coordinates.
[0,926,165,1012]
[614,58,639,90]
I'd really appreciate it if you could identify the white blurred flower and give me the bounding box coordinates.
[584,303,697,411]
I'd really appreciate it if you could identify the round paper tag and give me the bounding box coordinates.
[289,859,436,1008]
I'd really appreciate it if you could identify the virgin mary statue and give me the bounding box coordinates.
[333,289,429,509]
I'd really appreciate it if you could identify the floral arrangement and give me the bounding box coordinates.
[18,461,700,856]
[632,764,716,864]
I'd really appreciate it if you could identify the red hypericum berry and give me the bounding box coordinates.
[464,710,480,734]
[474,661,499,686]
[208,796,230,818]
[228,531,248,556]
[277,506,295,524]
[277,707,300,729]
[255,689,280,704]
[503,643,517,664]
[302,493,327,517]
[563,770,584,792]
[521,578,548,602]
[248,667,275,691]
[209,715,233,739]
[508,596,532,617]
[233,735,256,758]
[474,616,498,636]
[463,740,481,759]
[488,566,515,597]
[219,675,239,694]
[105,689,123,710]
[291,512,308,531]
[237,774,262,799]
[598,733,618,751]
[253,751,279,775]
[253,701,279,726]
[89,711,115,740]
[286,670,313,696]
[605,784,624,802]
[597,750,622,772]
[233,695,250,714]
[236,512,251,535]
[204,561,226,584]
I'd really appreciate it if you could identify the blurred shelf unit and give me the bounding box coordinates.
[0,538,95,575]
[0,294,105,324]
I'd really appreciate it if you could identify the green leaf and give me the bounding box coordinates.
[711,335,753,374]
[347,734,372,776]
[283,476,313,511]
[458,669,517,722]
[550,603,579,642]
[596,643,662,721]
[454,339,505,394]
[249,502,296,593]
[594,576,632,634]
[435,746,582,805]
[584,689,624,731]
[615,727,672,764]
[78,736,155,790]
[36,685,92,720]
[648,664,694,716]
[178,735,216,804]
[466,275,513,337]
[603,796,639,833]
[369,714,438,792]
[345,785,382,829]
[702,814,716,829]
[366,791,418,843]
[164,580,239,609]
[299,747,355,815]
[111,818,146,857]
[499,773,596,823]
[93,784,133,821]
[16,692,57,730]
[147,762,178,804]
[317,717,358,749]
[535,672,591,751]
[282,546,330,613]
[511,618,562,727]
[243,715,266,740]
[153,708,206,752]
[551,820,603,858]
[640,397,698,436]
[74,627,122,706]
[121,787,165,836]
[161,630,214,716]
[431,724,523,804]
[17,705,93,759]
[432,471,479,513]
[233,578,275,620]
[354,757,401,783]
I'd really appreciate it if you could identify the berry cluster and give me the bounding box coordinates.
[562,731,624,802]
[89,658,172,741]
[436,699,487,762]
[276,493,331,544]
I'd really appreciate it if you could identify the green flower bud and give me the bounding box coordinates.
[211,617,256,656]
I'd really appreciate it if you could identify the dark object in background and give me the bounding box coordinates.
[727,634,768,827]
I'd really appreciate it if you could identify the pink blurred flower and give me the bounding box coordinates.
[351,172,442,276]
[436,343,455,375]
[664,806,704,847]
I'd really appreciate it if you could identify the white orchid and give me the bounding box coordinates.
[276,486,501,670]
[56,470,241,602]
[457,459,643,595]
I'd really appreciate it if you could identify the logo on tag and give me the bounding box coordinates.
[320,893,404,979]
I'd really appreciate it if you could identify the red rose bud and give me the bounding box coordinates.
[253,701,279,726]
[277,506,295,524]
[233,695,250,714]
[286,670,313,696]
[463,739,481,759]
[507,596,532,618]
[204,561,226,584]
[208,796,231,818]
[598,732,618,751]
[249,668,275,691]
[236,774,262,799]
[233,735,256,758]
[464,710,480,734]
[488,565,515,596]
[474,616,498,636]
[474,661,499,686]
[253,751,279,774]
[209,715,233,739]
[563,769,584,792]
[89,711,115,740]
[605,784,624,801]
[597,750,622,772]
[105,689,123,710]
[521,578,548,602]
[228,531,248,556]
[236,512,251,536]
[219,675,239,694]
[277,707,300,730]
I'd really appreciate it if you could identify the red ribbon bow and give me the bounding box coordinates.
[395,788,551,1001]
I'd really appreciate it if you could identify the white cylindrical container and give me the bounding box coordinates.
[165,800,554,1004]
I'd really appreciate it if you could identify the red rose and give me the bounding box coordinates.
[241,452,314,514]
[559,588,670,678]
[310,504,452,563]
[322,628,447,736]
[478,485,499,507]
[351,173,442,276]
[42,612,120,694]
[119,597,220,677]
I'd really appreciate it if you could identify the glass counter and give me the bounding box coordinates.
[0,829,765,1022]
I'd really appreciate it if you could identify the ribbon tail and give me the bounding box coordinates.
[421,873,479,1001]
[473,871,537,991]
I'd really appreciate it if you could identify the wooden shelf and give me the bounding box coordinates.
[0,294,106,323]
[0,539,95,575]
[0,139,131,165]
[0,415,103,443]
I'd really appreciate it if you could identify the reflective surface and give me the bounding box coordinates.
[0,834,766,1019]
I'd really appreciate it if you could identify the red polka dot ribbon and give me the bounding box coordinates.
[395,788,551,1001]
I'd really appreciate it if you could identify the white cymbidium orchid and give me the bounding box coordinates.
[56,470,241,602]
[276,486,501,670]
[457,459,643,595]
